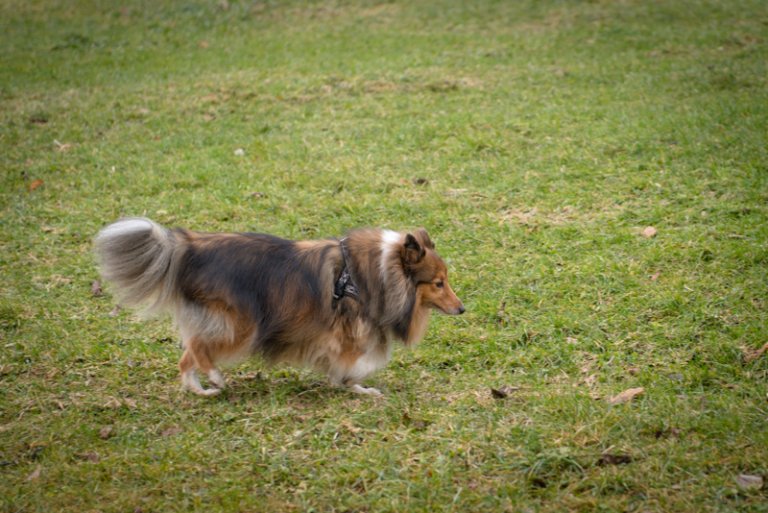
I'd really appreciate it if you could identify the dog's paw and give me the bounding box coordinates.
[350,384,383,397]
[208,369,226,389]
[182,372,223,397]
[199,387,223,397]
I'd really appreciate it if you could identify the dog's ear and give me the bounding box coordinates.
[403,233,425,264]
[413,228,434,250]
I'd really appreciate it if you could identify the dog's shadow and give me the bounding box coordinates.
[216,370,358,405]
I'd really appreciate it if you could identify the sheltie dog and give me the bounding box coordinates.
[94,218,464,397]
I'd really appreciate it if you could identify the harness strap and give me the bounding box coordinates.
[333,238,360,303]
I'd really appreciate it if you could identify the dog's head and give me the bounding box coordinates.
[401,228,464,316]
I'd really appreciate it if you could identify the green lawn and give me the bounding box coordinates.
[2,0,767,511]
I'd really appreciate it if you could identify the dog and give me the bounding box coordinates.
[94,218,464,396]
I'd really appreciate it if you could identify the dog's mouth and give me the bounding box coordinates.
[436,304,465,316]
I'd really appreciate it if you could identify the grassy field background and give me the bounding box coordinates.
[2,0,767,511]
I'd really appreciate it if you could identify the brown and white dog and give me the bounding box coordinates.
[94,218,464,397]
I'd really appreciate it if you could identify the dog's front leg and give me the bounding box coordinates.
[348,384,383,397]
[331,376,383,397]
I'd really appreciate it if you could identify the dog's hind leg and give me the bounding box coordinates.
[179,342,224,396]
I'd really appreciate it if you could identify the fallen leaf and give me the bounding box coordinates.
[49,274,72,286]
[91,280,103,297]
[161,426,182,437]
[745,342,768,362]
[491,385,520,399]
[99,426,114,440]
[641,226,657,238]
[735,474,763,490]
[53,139,72,152]
[103,397,122,409]
[495,301,506,326]
[76,452,100,463]
[340,419,362,434]
[26,465,42,481]
[608,387,645,405]
[650,271,661,281]
[654,427,681,439]
[597,453,633,466]
[583,374,597,387]
[28,114,48,124]
[29,179,44,192]
[198,40,209,49]
[122,397,137,409]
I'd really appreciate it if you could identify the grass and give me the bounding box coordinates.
[2,0,767,511]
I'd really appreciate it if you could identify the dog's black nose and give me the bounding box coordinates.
[458,305,465,315]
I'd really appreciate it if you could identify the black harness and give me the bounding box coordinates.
[333,238,360,303]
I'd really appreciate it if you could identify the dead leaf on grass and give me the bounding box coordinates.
[99,426,114,440]
[103,397,122,409]
[608,387,644,405]
[76,452,100,463]
[654,427,681,439]
[735,474,764,490]
[744,342,768,362]
[495,301,507,326]
[491,385,520,399]
[53,139,72,152]
[161,426,182,437]
[597,453,633,466]
[641,226,658,238]
[28,113,49,125]
[29,179,45,192]
[26,465,42,481]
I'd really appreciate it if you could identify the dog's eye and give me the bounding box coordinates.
[435,281,444,289]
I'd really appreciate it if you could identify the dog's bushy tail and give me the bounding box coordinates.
[94,218,182,316]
